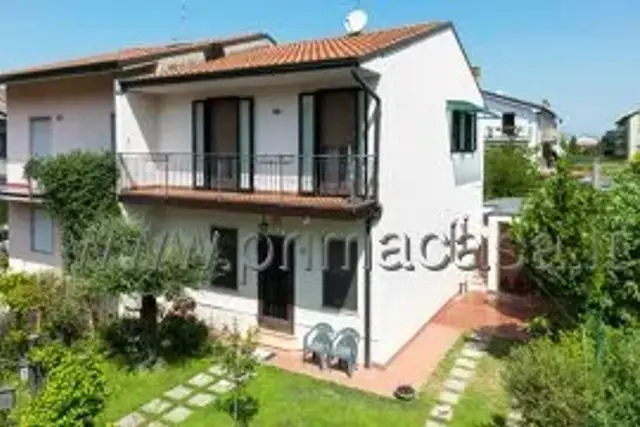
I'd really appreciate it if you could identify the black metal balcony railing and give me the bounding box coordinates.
[117,153,376,200]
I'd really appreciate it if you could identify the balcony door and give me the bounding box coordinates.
[192,98,253,191]
[299,89,367,197]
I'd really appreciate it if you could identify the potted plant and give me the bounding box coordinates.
[393,384,416,401]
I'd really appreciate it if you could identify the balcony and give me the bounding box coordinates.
[117,153,378,220]
[484,125,532,143]
[0,158,43,202]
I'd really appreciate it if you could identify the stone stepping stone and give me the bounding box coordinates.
[164,385,194,401]
[209,379,234,394]
[467,331,489,343]
[188,373,215,388]
[162,406,193,424]
[425,421,446,427]
[438,390,461,405]
[443,378,467,394]
[253,347,275,361]
[461,347,486,360]
[508,411,523,421]
[116,412,146,427]
[455,357,477,370]
[465,340,489,352]
[208,365,226,377]
[148,422,168,427]
[450,366,474,381]
[186,392,216,408]
[140,398,172,415]
[430,403,454,422]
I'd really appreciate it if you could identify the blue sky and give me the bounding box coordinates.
[0,0,638,135]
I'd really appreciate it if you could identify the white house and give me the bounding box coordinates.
[616,108,640,160]
[0,21,485,369]
[480,90,561,151]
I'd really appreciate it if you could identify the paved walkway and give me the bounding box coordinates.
[425,332,489,427]
[116,348,274,427]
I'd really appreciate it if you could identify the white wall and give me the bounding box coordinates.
[5,75,114,271]
[363,27,484,364]
[6,75,114,186]
[627,114,640,160]
[8,202,62,272]
[122,204,373,362]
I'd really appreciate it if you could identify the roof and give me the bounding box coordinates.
[123,21,450,86]
[0,33,273,84]
[616,108,640,125]
[483,90,558,118]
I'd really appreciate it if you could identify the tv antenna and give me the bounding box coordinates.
[172,0,188,42]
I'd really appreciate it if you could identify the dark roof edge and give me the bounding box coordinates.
[0,33,274,85]
[483,90,558,118]
[120,58,360,89]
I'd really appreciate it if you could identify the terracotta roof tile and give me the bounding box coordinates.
[135,21,449,81]
[0,33,271,81]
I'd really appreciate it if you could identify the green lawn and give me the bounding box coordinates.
[449,338,520,427]
[184,337,467,427]
[98,357,212,425]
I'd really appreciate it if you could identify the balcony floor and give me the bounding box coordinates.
[120,185,379,220]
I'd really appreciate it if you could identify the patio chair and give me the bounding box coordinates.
[302,323,335,370]
[330,327,360,377]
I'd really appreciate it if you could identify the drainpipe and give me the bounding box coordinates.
[351,67,381,369]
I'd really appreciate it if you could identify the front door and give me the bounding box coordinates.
[258,235,295,334]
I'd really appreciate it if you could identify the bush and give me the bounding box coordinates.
[484,145,541,199]
[21,342,107,427]
[158,314,210,362]
[629,152,640,174]
[100,317,148,367]
[505,327,640,426]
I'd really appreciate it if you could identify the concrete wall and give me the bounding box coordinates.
[8,202,61,272]
[626,114,640,160]
[363,27,484,364]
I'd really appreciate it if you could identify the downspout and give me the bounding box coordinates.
[351,67,381,369]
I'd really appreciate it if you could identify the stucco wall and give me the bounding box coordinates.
[122,204,373,363]
[627,114,640,160]
[479,97,539,147]
[8,202,61,272]
[363,27,484,364]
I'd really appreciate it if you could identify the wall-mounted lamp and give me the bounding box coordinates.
[258,215,269,234]
[272,108,282,115]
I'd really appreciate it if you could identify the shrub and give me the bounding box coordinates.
[100,318,148,367]
[21,342,108,427]
[484,145,541,199]
[505,327,640,426]
[629,152,640,173]
[158,314,210,362]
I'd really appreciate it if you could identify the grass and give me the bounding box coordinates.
[449,337,522,427]
[183,335,468,427]
[97,357,212,425]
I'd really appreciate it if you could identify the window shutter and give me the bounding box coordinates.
[192,101,205,188]
[464,113,473,151]
[299,94,315,193]
[451,110,461,152]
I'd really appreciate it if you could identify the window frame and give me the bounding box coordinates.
[30,207,54,254]
[502,112,516,136]
[28,116,52,158]
[322,239,359,312]
[450,110,477,153]
[210,226,238,290]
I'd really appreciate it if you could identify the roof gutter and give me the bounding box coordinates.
[0,61,120,85]
[351,66,381,370]
[120,58,360,90]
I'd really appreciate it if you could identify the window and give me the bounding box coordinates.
[210,227,238,290]
[450,110,477,153]
[323,239,358,311]
[502,113,516,136]
[29,117,52,157]
[30,208,53,254]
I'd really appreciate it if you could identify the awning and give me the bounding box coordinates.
[447,100,499,118]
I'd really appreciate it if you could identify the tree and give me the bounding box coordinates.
[510,159,604,330]
[484,145,541,199]
[600,129,624,158]
[70,216,226,360]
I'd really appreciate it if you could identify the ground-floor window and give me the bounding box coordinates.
[30,207,53,254]
[323,239,358,311]
[210,226,238,290]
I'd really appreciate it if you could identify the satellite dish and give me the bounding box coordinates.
[344,9,368,35]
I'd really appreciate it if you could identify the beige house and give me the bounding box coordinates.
[617,108,640,160]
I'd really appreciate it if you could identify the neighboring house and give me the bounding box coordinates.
[480,90,561,150]
[0,21,484,369]
[0,33,273,272]
[616,108,640,160]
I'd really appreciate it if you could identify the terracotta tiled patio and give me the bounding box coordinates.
[264,291,545,398]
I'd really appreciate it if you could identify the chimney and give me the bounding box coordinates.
[471,66,481,83]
